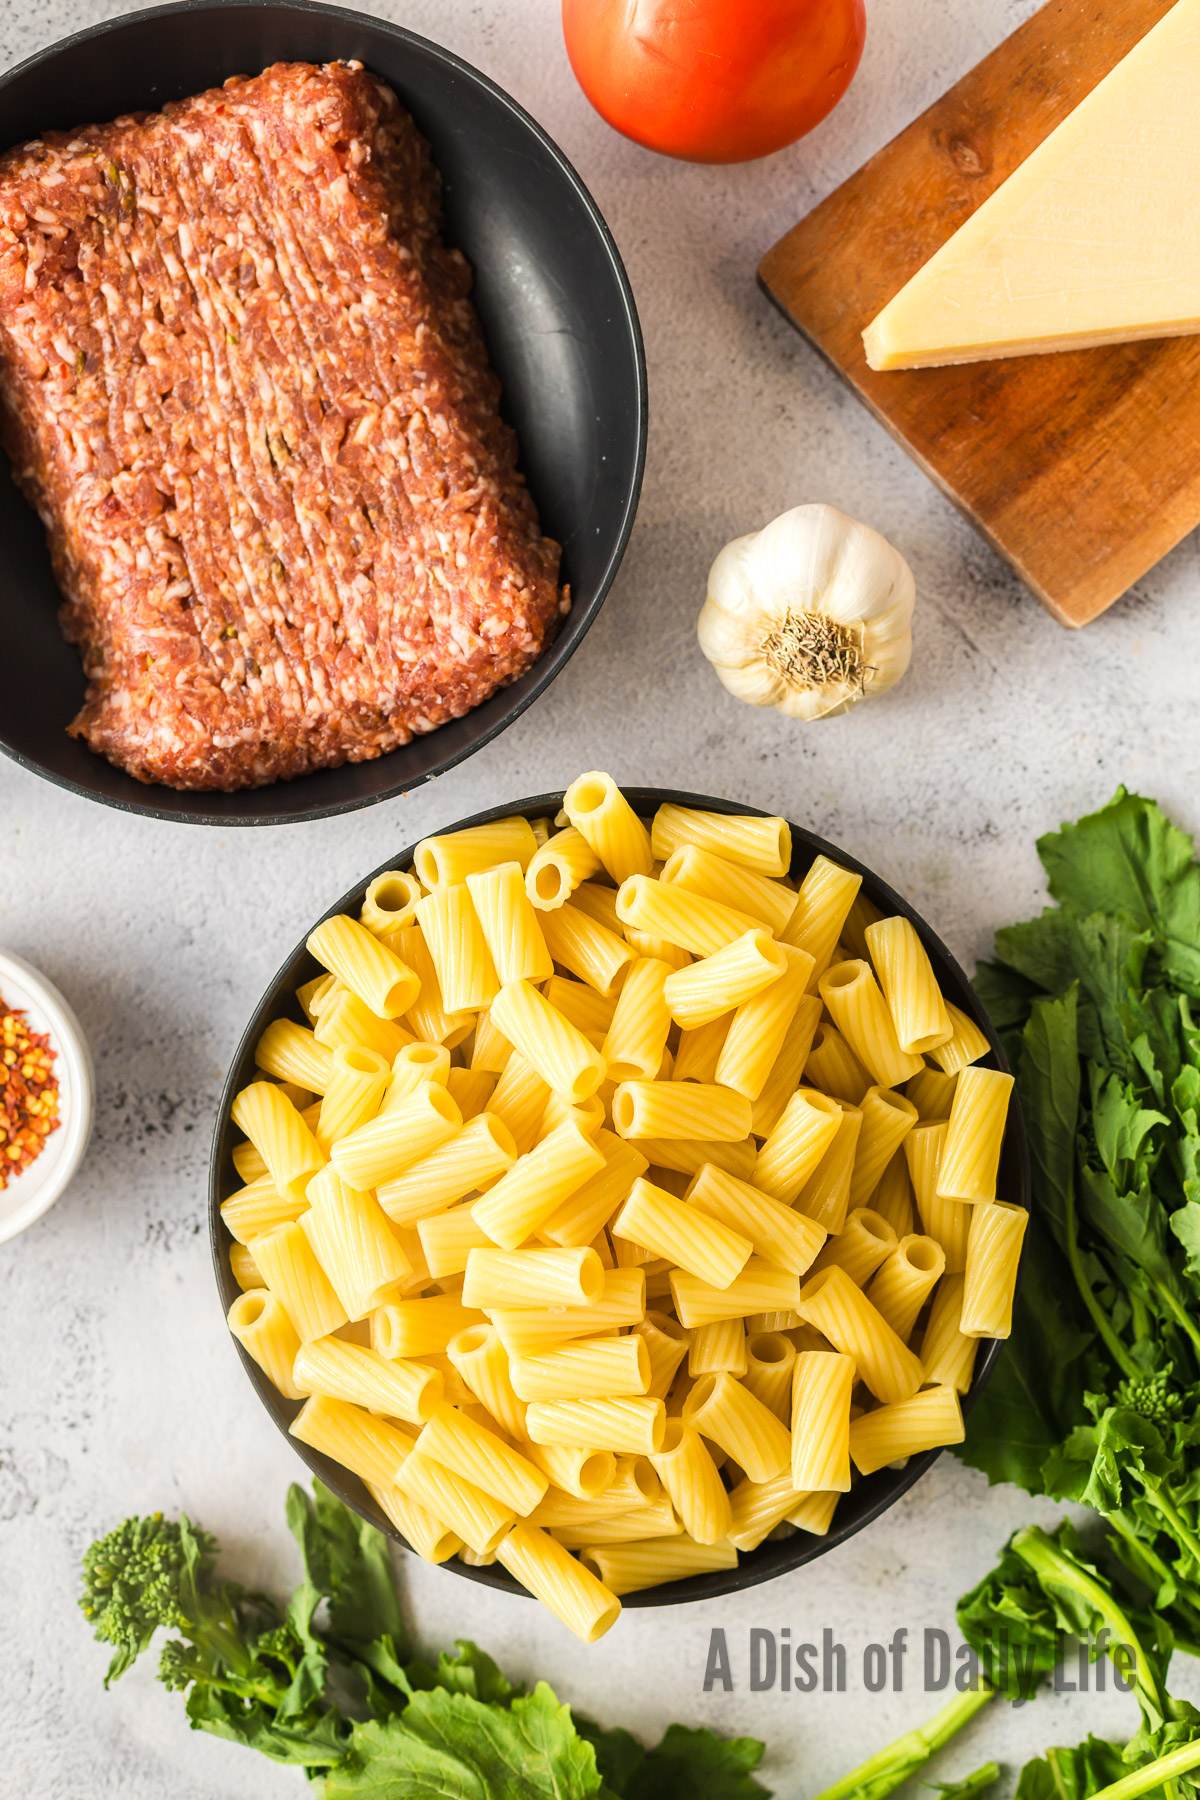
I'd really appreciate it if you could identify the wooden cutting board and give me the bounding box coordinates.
[759,0,1199,628]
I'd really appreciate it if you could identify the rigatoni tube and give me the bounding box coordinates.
[810,1207,897,1289]
[650,803,791,878]
[374,1112,517,1226]
[254,1220,348,1342]
[685,1164,826,1277]
[491,979,607,1104]
[919,1273,979,1393]
[649,1418,733,1544]
[371,1294,484,1360]
[292,1336,443,1424]
[290,1394,414,1490]
[413,816,538,888]
[803,1023,872,1106]
[307,913,419,1019]
[670,1258,801,1330]
[716,943,815,1101]
[301,1166,413,1318]
[865,1234,946,1342]
[526,1397,667,1456]
[796,1265,924,1405]
[538,1131,648,1248]
[465,862,554,985]
[790,1350,854,1492]
[510,1334,651,1401]
[462,1244,605,1310]
[471,1120,606,1251]
[315,1045,390,1151]
[616,875,761,958]
[937,1066,1014,1203]
[329,1082,460,1189]
[227,1289,303,1399]
[394,1449,514,1555]
[445,1324,527,1439]
[255,1018,333,1094]
[865,916,952,1055]
[663,930,787,1030]
[612,1176,753,1289]
[563,771,654,885]
[848,1385,964,1476]
[961,1201,1028,1337]
[688,1318,748,1377]
[580,1537,738,1595]
[416,1403,548,1515]
[794,1102,863,1235]
[631,1312,691,1399]
[539,903,636,998]
[415,883,499,1012]
[661,844,797,935]
[496,1522,622,1643]
[231,1080,325,1204]
[818,960,924,1088]
[782,855,862,984]
[525,826,602,910]
[929,1002,992,1076]
[848,1084,919,1209]
[602,958,673,1081]
[741,1331,796,1422]
[905,1120,972,1273]
[755,1088,841,1204]
[682,1370,792,1483]
[613,1079,752,1144]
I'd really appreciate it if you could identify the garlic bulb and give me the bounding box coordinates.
[697,504,915,721]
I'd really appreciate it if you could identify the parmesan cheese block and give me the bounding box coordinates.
[863,0,1200,370]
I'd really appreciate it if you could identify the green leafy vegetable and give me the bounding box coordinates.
[80,1483,769,1798]
[959,789,1200,1644]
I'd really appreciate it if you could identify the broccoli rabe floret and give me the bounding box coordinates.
[1114,1369,1185,1427]
[79,1514,216,1685]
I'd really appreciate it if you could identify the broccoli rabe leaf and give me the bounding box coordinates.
[323,1683,603,1800]
[620,1724,768,1800]
[1036,788,1200,996]
[1013,1738,1127,1800]
[287,1483,405,1655]
[401,1639,520,1707]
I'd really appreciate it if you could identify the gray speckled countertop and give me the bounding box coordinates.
[2,0,1196,1791]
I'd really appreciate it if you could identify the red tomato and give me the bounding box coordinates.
[562,0,866,164]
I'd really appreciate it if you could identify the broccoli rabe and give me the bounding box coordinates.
[81,1483,770,1797]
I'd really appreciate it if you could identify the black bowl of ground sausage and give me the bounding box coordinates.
[0,1,645,823]
[210,787,1029,1607]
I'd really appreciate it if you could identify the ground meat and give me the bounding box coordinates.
[0,62,566,790]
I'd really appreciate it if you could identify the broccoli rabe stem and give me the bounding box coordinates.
[159,1639,289,1710]
[1010,1527,1170,1722]
[1088,1737,1200,1800]
[808,1687,994,1800]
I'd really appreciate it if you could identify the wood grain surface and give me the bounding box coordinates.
[759,0,1198,628]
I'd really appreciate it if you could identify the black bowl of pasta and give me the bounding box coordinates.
[209,782,1029,1630]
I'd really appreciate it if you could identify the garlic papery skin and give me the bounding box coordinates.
[697,504,915,721]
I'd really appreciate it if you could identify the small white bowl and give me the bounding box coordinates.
[0,948,93,1244]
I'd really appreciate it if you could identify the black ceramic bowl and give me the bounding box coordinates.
[210,788,1029,1607]
[0,2,645,824]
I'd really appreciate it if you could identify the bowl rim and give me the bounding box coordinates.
[0,947,94,1244]
[209,786,1029,1605]
[0,0,648,826]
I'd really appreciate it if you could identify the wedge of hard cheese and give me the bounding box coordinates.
[864,0,1200,370]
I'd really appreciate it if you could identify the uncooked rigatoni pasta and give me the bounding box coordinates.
[221,771,1018,1640]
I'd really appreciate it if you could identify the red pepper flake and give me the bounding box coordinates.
[0,990,60,1188]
